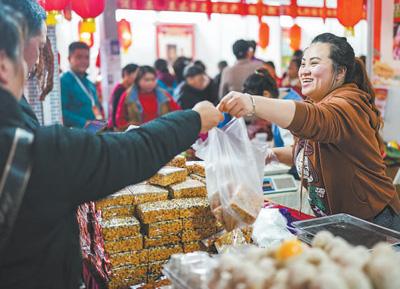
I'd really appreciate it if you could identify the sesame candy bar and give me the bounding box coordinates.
[136,200,180,224]
[148,244,183,262]
[181,217,217,230]
[144,234,181,248]
[101,217,140,241]
[186,161,205,177]
[96,188,134,210]
[142,219,182,238]
[174,198,213,219]
[190,174,206,184]
[109,250,148,268]
[182,242,203,253]
[182,227,218,243]
[104,236,143,254]
[148,166,187,187]
[166,155,187,168]
[148,260,168,276]
[101,205,135,220]
[110,264,147,283]
[169,178,207,199]
[126,184,169,205]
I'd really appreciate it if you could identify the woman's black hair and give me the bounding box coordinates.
[311,33,383,141]
[135,65,157,87]
[122,63,138,77]
[173,57,191,83]
[154,59,169,73]
[1,0,46,38]
[183,64,204,79]
[0,4,26,62]
[243,68,279,98]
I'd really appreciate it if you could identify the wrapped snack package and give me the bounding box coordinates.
[186,161,205,177]
[148,244,183,262]
[144,234,181,248]
[142,219,182,237]
[148,166,187,187]
[169,178,207,199]
[127,184,169,205]
[195,118,266,232]
[167,155,187,168]
[101,205,135,220]
[101,217,141,241]
[96,188,134,210]
[104,236,143,254]
[109,250,148,268]
[136,200,180,224]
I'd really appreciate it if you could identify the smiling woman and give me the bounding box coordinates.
[218,32,400,231]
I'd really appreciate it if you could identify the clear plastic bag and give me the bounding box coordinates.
[195,118,266,231]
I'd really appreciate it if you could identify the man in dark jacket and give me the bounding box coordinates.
[0,4,223,288]
[175,65,218,109]
[1,0,48,131]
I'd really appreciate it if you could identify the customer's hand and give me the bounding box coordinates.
[192,101,224,133]
[218,91,254,118]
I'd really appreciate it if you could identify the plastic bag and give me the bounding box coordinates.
[195,118,266,231]
[251,208,294,248]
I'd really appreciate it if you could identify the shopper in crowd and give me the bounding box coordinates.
[115,65,174,130]
[244,68,302,145]
[175,64,218,109]
[219,33,400,230]
[61,42,103,128]
[154,58,177,96]
[0,6,223,288]
[219,39,263,98]
[1,0,47,131]
[263,61,281,87]
[281,57,303,97]
[213,60,228,90]
[173,56,191,86]
[293,49,303,60]
[247,40,264,63]
[108,63,138,129]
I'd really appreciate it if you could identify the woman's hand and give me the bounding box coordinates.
[193,101,224,133]
[218,91,254,118]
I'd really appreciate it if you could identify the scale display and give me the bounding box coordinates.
[263,174,298,194]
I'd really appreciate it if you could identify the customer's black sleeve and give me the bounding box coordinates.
[28,110,201,206]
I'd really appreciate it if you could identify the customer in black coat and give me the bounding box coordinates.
[0,5,223,289]
[175,64,219,109]
[1,0,48,131]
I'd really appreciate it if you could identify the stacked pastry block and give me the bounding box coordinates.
[93,156,220,289]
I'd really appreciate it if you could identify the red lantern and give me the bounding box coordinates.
[258,22,270,50]
[38,0,70,25]
[118,19,132,53]
[337,0,363,35]
[79,20,94,48]
[289,24,301,51]
[72,0,105,33]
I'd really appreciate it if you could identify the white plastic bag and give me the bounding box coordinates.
[195,118,266,231]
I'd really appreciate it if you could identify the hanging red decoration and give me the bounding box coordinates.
[337,0,363,35]
[258,22,270,49]
[78,20,94,48]
[118,19,133,53]
[256,0,264,23]
[289,24,301,51]
[72,0,105,33]
[206,0,212,20]
[38,0,70,25]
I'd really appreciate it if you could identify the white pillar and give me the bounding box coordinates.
[99,0,122,117]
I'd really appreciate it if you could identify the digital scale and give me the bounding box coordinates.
[263,163,298,194]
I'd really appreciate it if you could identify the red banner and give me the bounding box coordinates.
[117,0,366,19]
